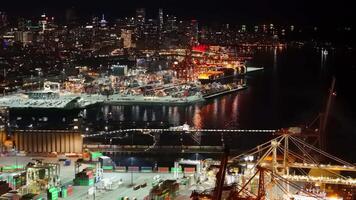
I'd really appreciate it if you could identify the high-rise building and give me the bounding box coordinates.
[254,25,259,33]
[0,11,8,28]
[241,25,247,33]
[139,18,159,49]
[159,8,164,30]
[135,8,146,40]
[290,25,295,32]
[111,64,128,76]
[100,14,108,27]
[190,20,199,45]
[14,31,33,45]
[38,13,56,32]
[17,18,27,31]
[136,8,146,27]
[158,8,164,44]
[121,29,134,48]
[166,15,177,32]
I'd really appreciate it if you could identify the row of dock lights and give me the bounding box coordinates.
[83,128,277,138]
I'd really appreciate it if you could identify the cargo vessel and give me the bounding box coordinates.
[198,65,246,84]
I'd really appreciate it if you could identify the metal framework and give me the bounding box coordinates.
[231,133,356,186]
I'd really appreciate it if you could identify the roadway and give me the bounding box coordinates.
[65,173,176,200]
[0,156,198,200]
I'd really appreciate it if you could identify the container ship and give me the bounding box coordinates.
[197,65,246,84]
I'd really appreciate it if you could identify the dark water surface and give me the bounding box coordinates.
[10,46,356,166]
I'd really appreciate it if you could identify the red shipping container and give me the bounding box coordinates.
[67,186,73,196]
[158,167,169,173]
[184,167,195,173]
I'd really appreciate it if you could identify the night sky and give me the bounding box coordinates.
[2,0,355,26]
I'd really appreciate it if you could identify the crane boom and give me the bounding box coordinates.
[213,147,230,200]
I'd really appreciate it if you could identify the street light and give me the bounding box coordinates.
[109,138,113,152]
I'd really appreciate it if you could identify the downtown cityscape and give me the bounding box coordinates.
[0,1,355,200]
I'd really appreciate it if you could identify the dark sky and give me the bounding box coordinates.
[2,0,355,26]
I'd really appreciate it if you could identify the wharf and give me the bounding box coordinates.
[84,144,225,154]
[203,85,247,99]
[0,67,262,109]
[246,66,263,73]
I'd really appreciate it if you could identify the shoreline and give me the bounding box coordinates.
[0,68,262,109]
[0,86,248,109]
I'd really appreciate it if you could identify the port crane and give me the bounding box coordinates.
[190,151,330,200]
[191,130,355,199]
[231,131,356,185]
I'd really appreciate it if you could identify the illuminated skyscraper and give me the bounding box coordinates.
[100,14,107,27]
[158,8,164,43]
[136,8,145,27]
[135,8,146,40]
[166,15,177,32]
[121,29,134,48]
[38,13,48,32]
[15,31,33,45]
[241,25,247,33]
[159,8,164,30]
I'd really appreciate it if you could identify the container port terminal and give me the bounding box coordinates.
[0,67,262,109]
[1,77,354,199]
[0,3,355,199]
[1,125,355,200]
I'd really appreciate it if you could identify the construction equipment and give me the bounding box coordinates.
[25,161,60,194]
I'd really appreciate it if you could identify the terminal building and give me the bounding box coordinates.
[12,130,83,153]
[1,128,83,154]
[1,106,83,154]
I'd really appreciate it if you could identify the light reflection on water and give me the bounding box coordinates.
[10,47,356,164]
[85,47,329,131]
[96,92,243,129]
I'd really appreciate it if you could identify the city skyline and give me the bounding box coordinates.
[0,1,355,199]
[1,0,355,26]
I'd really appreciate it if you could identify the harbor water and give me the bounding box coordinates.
[8,46,356,166]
